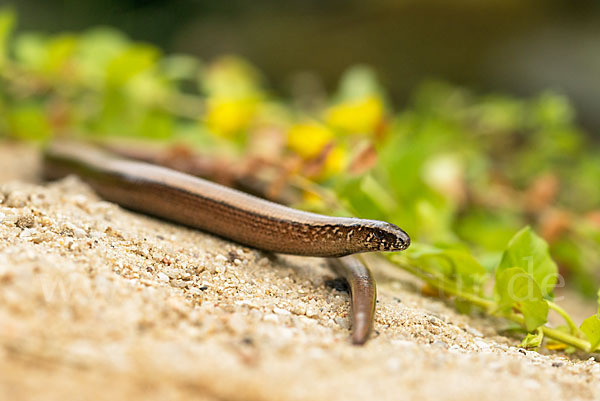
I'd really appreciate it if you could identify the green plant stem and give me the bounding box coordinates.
[543,326,590,351]
[503,311,590,351]
[547,300,583,336]
[385,254,593,352]
[390,255,494,310]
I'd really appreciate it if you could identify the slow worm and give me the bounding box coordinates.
[43,142,410,344]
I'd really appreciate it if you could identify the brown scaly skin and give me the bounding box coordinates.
[43,142,410,344]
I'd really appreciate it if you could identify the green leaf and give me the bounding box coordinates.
[105,44,159,87]
[443,250,487,283]
[497,226,558,298]
[14,33,46,69]
[580,315,600,351]
[495,267,549,331]
[454,208,521,252]
[521,328,544,349]
[531,91,574,128]
[406,243,487,290]
[77,27,128,83]
[43,34,78,75]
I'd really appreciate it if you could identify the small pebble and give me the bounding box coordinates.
[16,214,35,228]
[1,213,17,225]
[187,287,203,296]
[305,307,318,317]
[334,317,349,330]
[157,272,170,282]
[5,192,27,208]
[474,340,490,351]
[73,227,87,238]
[171,280,188,288]
[19,228,35,238]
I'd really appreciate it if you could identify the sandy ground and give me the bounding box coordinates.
[0,143,599,401]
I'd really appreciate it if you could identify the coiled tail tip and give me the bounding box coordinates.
[351,316,372,345]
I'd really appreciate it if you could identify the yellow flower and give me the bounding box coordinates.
[205,96,257,137]
[326,95,384,134]
[287,121,333,159]
[302,189,323,205]
[320,145,346,178]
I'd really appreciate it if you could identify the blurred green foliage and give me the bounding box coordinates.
[2,9,600,349]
